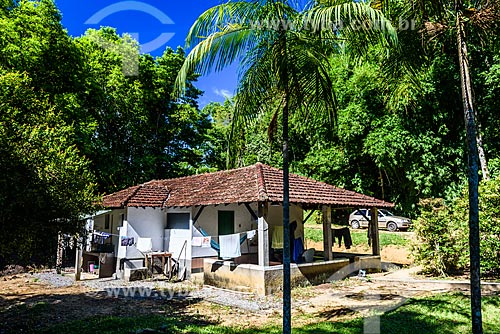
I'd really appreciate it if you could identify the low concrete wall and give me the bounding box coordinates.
[355,255,382,273]
[204,259,266,294]
[262,259,351,295]
[204,256,381,295]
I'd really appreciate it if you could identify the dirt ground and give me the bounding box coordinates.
[306,238,412,266]
[305,240,412,266]
[0,232,435,333]
[2,265,496,334]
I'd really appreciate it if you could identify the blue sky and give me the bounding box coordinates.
[55,0,238,107]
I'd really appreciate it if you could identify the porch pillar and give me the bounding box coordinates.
[322,205,333,261]
[258,201,269,267]
[370,207,380,256]
[74,236,83,281]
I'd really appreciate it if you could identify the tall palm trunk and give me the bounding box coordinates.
[280,27,292,334]
[457,14,483,334]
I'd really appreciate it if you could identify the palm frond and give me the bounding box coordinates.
[175,24,257,95]
[306,1,398,55]
[469,3,500,31]
[185,1,262,47]
[177,0,396,168]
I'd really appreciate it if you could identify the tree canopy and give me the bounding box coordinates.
[0,0,210,266]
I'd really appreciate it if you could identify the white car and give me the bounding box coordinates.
[349,209,412,232]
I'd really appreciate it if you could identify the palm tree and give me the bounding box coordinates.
[416,1,500,332]
[175,1,396,332]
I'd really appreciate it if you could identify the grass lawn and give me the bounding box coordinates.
[304,226,410,248]
[41,293,500,334]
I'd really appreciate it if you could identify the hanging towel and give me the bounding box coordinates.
[272,226,284,249]
[201,236,211,248]
[343,228,352,249]
[94,231,111,244]
[120,237,134,247]
[293,238,305,263]
[219,234,241,259]
[247,230,256,240]
[192,237,203,247]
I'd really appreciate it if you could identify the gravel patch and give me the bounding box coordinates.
[29,271,282,312]
[190,286,282,312]
[33,270,75,288]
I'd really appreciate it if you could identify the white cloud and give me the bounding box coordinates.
[213,88,233,99]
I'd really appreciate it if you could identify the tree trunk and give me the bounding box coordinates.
[56,232,63,274]
[457,14,483,334]
[379,167,385,200]
[476,130,490,181]
[280,28,292,334]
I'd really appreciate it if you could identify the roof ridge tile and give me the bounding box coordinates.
[255,162,268,201]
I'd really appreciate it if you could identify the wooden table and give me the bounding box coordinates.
[144,252,172,278]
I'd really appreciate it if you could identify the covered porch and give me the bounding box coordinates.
[203,201,386,295]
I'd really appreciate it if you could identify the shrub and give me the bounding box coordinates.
[412,198,468,275]
[453,178,500,276]
[413,177,500,277]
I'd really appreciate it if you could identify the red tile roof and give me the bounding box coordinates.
[102,163,393,208]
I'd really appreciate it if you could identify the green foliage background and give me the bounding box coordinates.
[412,177,500,276]
[0,0,211,266]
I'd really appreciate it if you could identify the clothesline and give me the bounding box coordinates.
[93,231,120,237]
[92,229,260,240]
[192,229,257,240]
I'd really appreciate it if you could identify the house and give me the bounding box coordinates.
[80,162,393,295]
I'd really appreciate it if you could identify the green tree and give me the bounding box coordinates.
[0,0,97,267]
[0,72,96,267]
[0,0,82,96]
[414,0,500,330]
[73,28,210,193]
[175,1,396,331]
[413,177,500,278]
[0,0,215,268]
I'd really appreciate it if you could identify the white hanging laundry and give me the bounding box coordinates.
[247,230,257,240]
[201,236,211,248]
[192,237,203,247]
[219,234,241,259]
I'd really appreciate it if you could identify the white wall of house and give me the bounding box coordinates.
[163,208,192,278]
[109,203,304,279]
[164,208,192,258]
[126,207,166,258]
